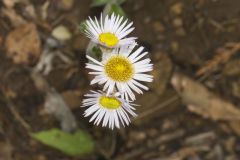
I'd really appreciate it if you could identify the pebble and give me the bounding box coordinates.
[147,128,159,138]
[175,28,186,36]
[129,131,147,141]
[172,18,183,27]
[170,2,184,15]
[61,0,74,10]
[52,25,72,41]
[36,155,47,160]
[171,41,179,52]
[152,21,165,33]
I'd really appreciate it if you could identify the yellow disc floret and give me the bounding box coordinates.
[104,56,134,82]
[99,32,118,47]
[99,96,122,109]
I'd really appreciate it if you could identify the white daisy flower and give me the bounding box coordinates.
[81,90,137,129]
[86,45,153,101]
[84,13,136,48]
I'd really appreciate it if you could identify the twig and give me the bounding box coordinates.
[153,145,210,160]
[6,98,31,131]
[0,67,31,131]
[134,95,179,121]
[196,42,240,76]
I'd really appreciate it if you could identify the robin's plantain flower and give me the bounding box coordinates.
[86,45,153,101]
[81,90,137,129]
[84,13,136,48]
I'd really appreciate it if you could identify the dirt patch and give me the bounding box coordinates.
[0,0,240,159]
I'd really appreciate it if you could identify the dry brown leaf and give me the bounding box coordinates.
[2,8,26,27]
[24,4,37,19]
[223,59,240,76]
[5,23,41,65]
[171,72,240,121]
[196,42,240,76]
[3,0,17,8]
[229,121,240,136]
[171,72,240,136]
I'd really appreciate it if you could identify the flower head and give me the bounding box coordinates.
[81,90,137,129]
[84,13,136,48]
[86,45,153,101]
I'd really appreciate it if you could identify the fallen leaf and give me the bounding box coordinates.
[31,128,94,156]
[3,0,17,8]
[223,59,240,76]
[2,8,26,27]
[24,4,37,19]
[5,23,41,65]
[171,72,240,121]
[171,73,240,140]
[229,121,240,136]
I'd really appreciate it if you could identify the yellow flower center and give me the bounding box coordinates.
[104,56,134,82]
[99,96,122,109]
[99,32,118,47]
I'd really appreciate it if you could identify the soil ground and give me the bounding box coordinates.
[1,0,240,159]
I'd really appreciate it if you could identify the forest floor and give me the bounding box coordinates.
[1,0,240,160]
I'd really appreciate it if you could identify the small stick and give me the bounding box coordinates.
[6,98,31,131]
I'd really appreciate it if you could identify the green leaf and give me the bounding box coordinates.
[91,0,110,7]
[79,21,87,34]
[31,128,94,156]
[92,46,102,60]
[109,4,126,17]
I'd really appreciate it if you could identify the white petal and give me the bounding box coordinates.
[115,19,128,35]
[86,64,104,71]
[84,104,99,117]
[118,26,134,39]
[103,111,110,127]
[128,46,144,61]
[134,74,153,82]
[118,21,133,35]
[113,111,120,128]
[89,108,101,122]
[127,80,143,94]
[86,55,103,66]
[89,17,101,34]
[94,109,105,125]
[132,79,149,90]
